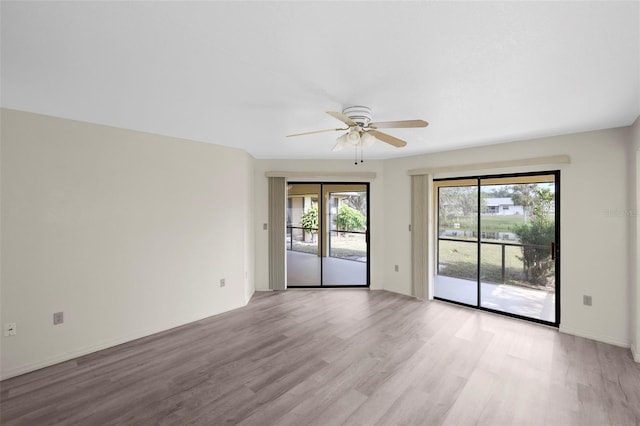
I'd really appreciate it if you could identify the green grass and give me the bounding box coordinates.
[289,233,367,262]
[480,215,528,231]
[438,239,555,289]
[440,215,525,233]
[440,215,555,238]
[329,234,366,261]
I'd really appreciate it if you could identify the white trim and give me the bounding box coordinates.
[266,171,376,179]
[408,155,571,176]
[245,289,256,304]
[632,344,640,363]
[559,325,630,348]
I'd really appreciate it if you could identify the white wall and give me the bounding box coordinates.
[383,128,631,347]
[253,159,385,291]
[0,109,255,379]
[2,109,637,378]
[630,116,640,361]
[254,128,634,350]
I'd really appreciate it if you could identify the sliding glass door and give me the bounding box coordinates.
[286,184,321,286]
[435,179,479,306]
[435,172,559,325]
[286,183,369,287]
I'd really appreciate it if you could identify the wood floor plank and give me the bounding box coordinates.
[1,289,639,425]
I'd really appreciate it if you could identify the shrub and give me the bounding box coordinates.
[336,205,365,232]
[300,205,318,241]
[513,188,555,285]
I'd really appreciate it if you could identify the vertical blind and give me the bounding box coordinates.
[268,177,286,290]
[411,174,430,299]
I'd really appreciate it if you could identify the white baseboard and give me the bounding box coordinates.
[559,325,630,348]
[245,288,256,304]
[631,344,640,363]
[381,287,413,298]
[1,301,248,381]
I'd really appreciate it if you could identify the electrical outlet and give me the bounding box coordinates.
[583,295,592,306]
[394,265,399,272]
[220,278,226,287]
[4,323,16,336]
[263,223,268,230]
[53,312,64,325]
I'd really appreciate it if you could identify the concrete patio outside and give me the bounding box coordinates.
[434,274,556,322]
[286,250,367,286]
[286,250,554,322]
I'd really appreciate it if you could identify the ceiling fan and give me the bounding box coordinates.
[286,106,428,152]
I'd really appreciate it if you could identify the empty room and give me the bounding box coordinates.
[1,1,640,425]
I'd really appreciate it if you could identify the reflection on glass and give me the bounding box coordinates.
[435,175,558,324]
[479,179,556,322]
[286,184,368,287]
[324,188,368,285]
[435,184,479,305]
[286,184,321,286]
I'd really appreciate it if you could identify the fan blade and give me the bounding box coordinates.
[369,130,407,148]
[286,128,346,137]
[369,119,428,129]
[327,111,357,127]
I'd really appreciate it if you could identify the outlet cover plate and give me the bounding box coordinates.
[4,323,16,336]
[53,312,64,325]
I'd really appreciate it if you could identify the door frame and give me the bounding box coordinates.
[286,181,370,288]
[433,170,561,327]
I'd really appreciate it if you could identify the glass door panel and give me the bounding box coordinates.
[479,175,557,322]
[435,181,479,306]
[286,183,321,286]
[323,185,368,286]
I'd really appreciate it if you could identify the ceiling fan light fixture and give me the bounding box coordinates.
[333,133,349,151]
[347,129,361,145]
[361,131,376,148]
[288,106,426,162]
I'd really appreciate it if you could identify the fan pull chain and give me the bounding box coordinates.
[354,145,358,165]
[360,143,364,163]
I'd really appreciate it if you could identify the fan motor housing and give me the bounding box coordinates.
[343,106,372,127]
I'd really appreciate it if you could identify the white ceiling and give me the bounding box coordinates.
[2,1,639,160]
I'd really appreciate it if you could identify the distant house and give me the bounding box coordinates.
[482,197,524,216]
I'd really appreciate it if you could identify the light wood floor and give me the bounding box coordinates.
[1,290,639,425]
